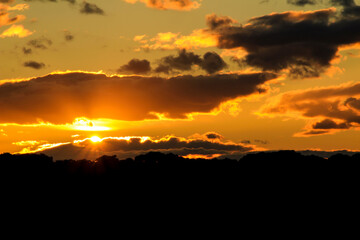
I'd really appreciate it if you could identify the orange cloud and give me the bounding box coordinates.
[0,3,28,27]
[135,29,218,51]
[133,14,232,51]
[124,0,202,11]
[0,24,33,38]
[259,82,360,136]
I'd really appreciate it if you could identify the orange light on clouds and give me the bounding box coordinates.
[124,0,202,11]
[0,24,33,38]
[135,29,218,51]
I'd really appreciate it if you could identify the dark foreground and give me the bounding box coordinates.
[1,150,360,181]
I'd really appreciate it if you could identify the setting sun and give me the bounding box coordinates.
[90,136,102,143]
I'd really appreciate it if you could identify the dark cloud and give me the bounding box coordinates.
[312,119,350,129]
[23,0,105,15]
[330,0,356,7]
[287,0,317,6]
[200,52,228,74]
[206,8,360,78]
[154,64,171,74]
[205,132,223,140]
[23,0,76,4]
[80,1,105,15]
[23,61,45,69]
[286,0,360,19]
[302,130,331,135]
[155,49,227,74]
[345,97,360,109]
[206,14,237,30]
[285,0,356,6]
[64,31,74,41]
[118,59,152,74]
[27,37,52,50]
[37,136,253,160]
[0,71,277,124]
[157,49,202,72]
[22,47,32,55]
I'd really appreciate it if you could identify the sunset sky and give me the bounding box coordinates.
[1,0,360,160]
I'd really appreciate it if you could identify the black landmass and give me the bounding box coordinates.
[1,150,360,182]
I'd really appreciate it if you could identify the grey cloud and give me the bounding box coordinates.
[23,61,45,69]
[27,37,52,50]
[118,59,152,74]
[155,50,227,74]
[80,1,105,15]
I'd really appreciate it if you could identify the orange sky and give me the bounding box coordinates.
[1,0,360,160]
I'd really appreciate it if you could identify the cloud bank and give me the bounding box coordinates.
[30,134,253,160]
[0,71,277,124]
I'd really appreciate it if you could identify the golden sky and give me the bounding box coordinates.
[1,0,360,160]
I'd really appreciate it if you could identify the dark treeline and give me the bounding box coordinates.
[1,151,360,181]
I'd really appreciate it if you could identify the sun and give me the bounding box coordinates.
[90,136,102,143]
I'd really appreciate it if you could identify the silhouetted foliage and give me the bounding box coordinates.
[1,151,360,184]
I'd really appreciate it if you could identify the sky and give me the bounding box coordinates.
[1,0,360,160]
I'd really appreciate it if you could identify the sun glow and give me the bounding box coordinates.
[72,117,110,131]
[90,136,102,143]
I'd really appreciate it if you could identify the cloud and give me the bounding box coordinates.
[285,0,355,6]
[124,0,202,11]
[116,50,227,75]
[286,0,360,19]
[27,37,52,49]
[80,1,105,15]
[200,52,228,74]
[22,36,52,53]
[0,71,277,124]
[287,0,317,6]
[208,10,346,78]
[0,2,32,38]
[23,0,76,3]
[0,24,33,38]
[206,13,237,30]
[134,29,218,51]
[28,135,253,160]
[0,0,15,4]
[118,59,152,74]
[143,7,360,78]
[312,118,350,129]
[205,132,223,140]
[259,82,360,135]
[23,0,105,15]
[22,47,32,54]
[155,49,227,74]
[23,60,45,69]
[64,31,74,41]
[155,49,202,72]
